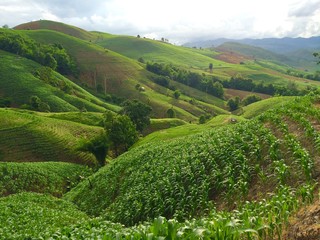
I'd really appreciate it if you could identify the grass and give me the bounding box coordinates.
[95,35,229,70]
[0,108,103,165]
[64,96,319,227]
[240,96,294,118]
[0,162,92,197]
[39,111,105,127]
[0,50,119,112]
[135,114,245,147]
[15,19,95,40]
[18,29,227,121]
[0,192,89,239]
[142,118,188,135]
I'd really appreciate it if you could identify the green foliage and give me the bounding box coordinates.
[146,62,225,99]
[0,192,88,239]
[28,95,50,112]
[0,97,11,107]
[198,114,211,124]
[227,96,240,111]
[0,51,118,112]
[174,90,181,99]
[0,162,92,197]
[121,99,152,132]
[0,29,78,75]
[106,114,138,156]
[0,108,102,165]
[77,131,109,167]
[242,94,262,106]
[166,108,176,118]
[66,96,320,228]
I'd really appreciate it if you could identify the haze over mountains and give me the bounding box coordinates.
[184,36,320,71]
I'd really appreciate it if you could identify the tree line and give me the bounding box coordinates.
[146,62,314,97]
[0,29,78,76]
[146,62,224,99]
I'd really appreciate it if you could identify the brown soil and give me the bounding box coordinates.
[214,51,253,64]
[284,200,320,240]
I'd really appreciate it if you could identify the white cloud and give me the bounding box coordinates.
[1,0,320,43]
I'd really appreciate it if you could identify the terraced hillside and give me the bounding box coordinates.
[62,96,319,238]
[12,21,229,121]
[0,50,119,112]
[0,108,103,165]
[0,96,319,239]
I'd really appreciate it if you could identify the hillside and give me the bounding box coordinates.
[15,20,95,40]
[13,21,231,121]
[94,34,226,69]
[0,50,120,112]
[0,96,319,239]
[187,37,320,71]
[65,96,319,225]
[0,108,103,165]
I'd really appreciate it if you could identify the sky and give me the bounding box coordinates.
[1,0,320,44]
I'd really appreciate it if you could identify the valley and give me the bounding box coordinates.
[0,20,319,239]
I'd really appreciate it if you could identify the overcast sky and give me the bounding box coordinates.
[1,0,320,44]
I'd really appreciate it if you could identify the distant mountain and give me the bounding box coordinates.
[185,37,320,71]
[184,36,320,54]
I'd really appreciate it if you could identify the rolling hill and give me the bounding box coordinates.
[1,19,320,239]
[0,108,103,165]
[13,20,234,121]
[185,37,320,71]
[0,50,120,112]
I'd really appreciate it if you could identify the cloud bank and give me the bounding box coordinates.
[1,0,320,44]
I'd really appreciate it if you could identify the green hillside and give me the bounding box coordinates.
[13,24,228,121]
[65,96,319,231]
[15,19,95,40]
[0,96,319,239]
[0,50,120,112]
[95,34,226,69]
[1,20,319,240]
[0,108,103,165]
[95,33,320,92]
[0,162,92,197]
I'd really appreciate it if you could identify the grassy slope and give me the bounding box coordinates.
[95,34,320,90]
[64,96,320,227]
[240,96,295,118]
[15,20,95,40]
[14,25,227,121]
[0,192,88,239]
[136,114,245,147]
[0,162,92,197]
[0,50,120,112]
[95,34,228,69]
[0,108,103,165]
[39,111,104,127]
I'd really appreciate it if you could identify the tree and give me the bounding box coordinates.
[107,115,138,156]
[166,108,176,118]
[120,99,152,132]
[242,94,262,106]
[29,96,41,110]
[173,90,181,99]
[77,132,109,167]
[209,63,213,72]
[227,97,240,111]
[313,52,320,64]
